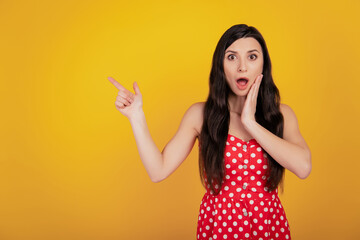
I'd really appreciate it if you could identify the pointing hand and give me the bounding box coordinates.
[108,76,143,120]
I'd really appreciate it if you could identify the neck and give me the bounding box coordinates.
[228,93,246,114]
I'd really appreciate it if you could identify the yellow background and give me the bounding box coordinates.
[1,0,359,239]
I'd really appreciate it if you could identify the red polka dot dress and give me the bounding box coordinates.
[197,134,291,240]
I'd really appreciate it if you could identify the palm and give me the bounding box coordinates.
[117,93,142,118]
[240,74,263,124]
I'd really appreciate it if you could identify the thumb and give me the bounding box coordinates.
[133,81,141,95]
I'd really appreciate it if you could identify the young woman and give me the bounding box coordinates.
[108,24,312,240]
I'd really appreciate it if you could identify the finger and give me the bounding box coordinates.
[108,77,127,91]
[133,81,141,95]
[116,105,125,111]
[115,104,125,110]
[115,99,131,108]
[247,80,256,100]
[251,75,262,100]
[116,96,132,106]
[129,91,135,101]
[118,91,134,103]
[121,89,135,102]
[258,74,263,85]
[255,75,263,97]
[115,99,126,107]
[253,77,260,94]
[115,101,125,108]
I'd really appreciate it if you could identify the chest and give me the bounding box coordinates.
[228,115,253,142]
[224,134,269,176]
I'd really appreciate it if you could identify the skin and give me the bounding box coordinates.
[108,37,312,182]
[223,37,264,141]
[224,37,264,118]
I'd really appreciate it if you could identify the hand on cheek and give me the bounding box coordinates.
[241,74,263,124]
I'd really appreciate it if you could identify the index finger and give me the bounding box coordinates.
[108,76,126,91]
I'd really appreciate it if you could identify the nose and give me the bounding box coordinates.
[238,61,247,72]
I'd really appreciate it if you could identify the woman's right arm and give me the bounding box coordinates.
[108,77,203,182]
[130,102,202,182]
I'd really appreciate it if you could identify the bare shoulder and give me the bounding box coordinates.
[279,103,299,134]
[279,103,309,149]
[279,103,295,120]
[185,101,205,137]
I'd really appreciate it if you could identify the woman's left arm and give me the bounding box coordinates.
[241,75,312,179]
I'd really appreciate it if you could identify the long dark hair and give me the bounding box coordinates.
[199,24,285,195]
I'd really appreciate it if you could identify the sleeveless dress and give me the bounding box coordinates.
[197,134,291,240]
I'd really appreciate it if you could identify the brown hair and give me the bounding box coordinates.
[199,24,285,195]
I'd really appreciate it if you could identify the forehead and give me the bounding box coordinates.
[225,37,262,54]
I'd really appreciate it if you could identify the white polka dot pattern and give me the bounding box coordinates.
[197,134,291,240]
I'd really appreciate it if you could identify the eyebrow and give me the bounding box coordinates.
[225,49,260,54]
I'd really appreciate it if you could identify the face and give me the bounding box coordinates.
[223,37,264,96]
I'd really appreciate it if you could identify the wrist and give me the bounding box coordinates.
[129,109,145,124]
[242,118,256,131]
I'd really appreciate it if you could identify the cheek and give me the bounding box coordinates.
[223,66,232,79]
[251,63,263,75]
[259,60,264,72]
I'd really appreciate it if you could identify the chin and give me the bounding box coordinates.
[230,89,249,97]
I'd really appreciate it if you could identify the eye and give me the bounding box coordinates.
[249,54,257,60]
[227,54,236,60]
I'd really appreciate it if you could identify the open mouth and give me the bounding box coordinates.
[236,77,249,86]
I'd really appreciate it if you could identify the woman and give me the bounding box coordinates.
[108,24,312,240]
